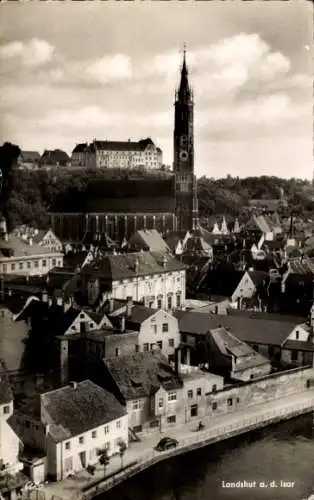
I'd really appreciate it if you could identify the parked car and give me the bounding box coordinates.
[155,437,179,452]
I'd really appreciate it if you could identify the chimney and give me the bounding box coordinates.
[42,291,48,303]
[120,316,126,333]
[29,238,33,246]
[126,296,133,318]
[162,254,167,268]
[108,297,114,313]
[134,257,139,274]
[45,424,50,436]
[56,296,63,307]
[175,347,182,375]
[69,381,77,390]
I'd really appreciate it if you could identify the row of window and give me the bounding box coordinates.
[211,397,240,411]
[65,421,121,450]
[1,258,59,272]
[142,338,174,352]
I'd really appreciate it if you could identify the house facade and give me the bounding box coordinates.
[104,350,223,434]
[13,381,128,481]
[110,303,181,361]
[80,252,186,310]
[85,138,163,170]
[12,226,63,253]
[0,362,23,476]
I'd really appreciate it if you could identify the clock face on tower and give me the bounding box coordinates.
[180,150,188,161]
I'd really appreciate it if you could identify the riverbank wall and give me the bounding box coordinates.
[80,392,314,500]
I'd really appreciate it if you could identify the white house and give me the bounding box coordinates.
[0,220,63,276]
[231,270,267,304]
[110,302,180,360]
[0,362,23,476]
[12,380,128,482]
[12,227,63,253]
[81,251,186,310]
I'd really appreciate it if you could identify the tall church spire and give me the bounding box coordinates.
[178,43,192,102]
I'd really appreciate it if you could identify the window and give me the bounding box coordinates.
[116,420,121,429]
[132,400,141,410]
[158,398,163,408]
[150,420,159,428]
[150,343,155,351]
[295,330,299,340]
[168,338,174,348]
[2,263,7,272]
[104,441,110,451]
[92,430,97,439]
[79,436,84,444]
[19,262,23,270]
[212,402,217,411]
[104,425,109,434]
[291,350,298,362]
[135,344,140,353]
[34,260,39,268]
[212,384,217,393]
[27,262,31,269]
[162,323,169,333]
[187,389,193,399]
[157,299,162,309]
[89,448,96,460]
[156,341,163,350]
[11,263,15,271]
[197,388,202,396]
[151,325,157,335]
[65,441,71,450]
[190,404,198,417]
[52,258,56,266]
[167,296,172,310]
[115,348,121,357]
[143,343,149,352]
[176,294,181,308]
[168,391,177,401]
[89,323,94,329]
[3,405,10,414]
[227,398,233,407]
[167,415,176,424]
[42,259,47,267]
[80,313,85,319]
[25,421,30,428]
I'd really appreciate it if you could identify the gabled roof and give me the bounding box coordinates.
[20,151,41,162]
[120,306,158,328]
[129,229,170,254]
[209,327,269,370]
[0,234,62,258]
[18,380,126,442]
[104,351,183,400]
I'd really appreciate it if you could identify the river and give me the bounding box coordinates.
[102,413,314,500]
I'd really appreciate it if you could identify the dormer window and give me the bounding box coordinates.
[3,405,10,414]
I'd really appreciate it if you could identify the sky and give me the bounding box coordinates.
[0,1,312,179]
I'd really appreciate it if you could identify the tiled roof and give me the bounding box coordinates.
[174,311,295,346]
[282,339,314,352]
[92,138,156,152]
[81,251,185,281]
[122,305,157,327]
[19,380,126,442]
[209,327,269,370]
[227,310,306,324]
[247,270,268,287]
[104,351,183,400]
[129,230,170,253]
[0,360,13,404]
[0,234,62,258]
[72,143,87,154]
[20,151,41,162]
[41,149,70,165]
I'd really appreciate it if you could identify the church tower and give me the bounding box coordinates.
[173,46,199,233]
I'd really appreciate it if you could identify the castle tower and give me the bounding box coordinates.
[173,46,199,233]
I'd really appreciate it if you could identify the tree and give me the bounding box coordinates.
[97,448,110,478]
[118,439,127,468]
